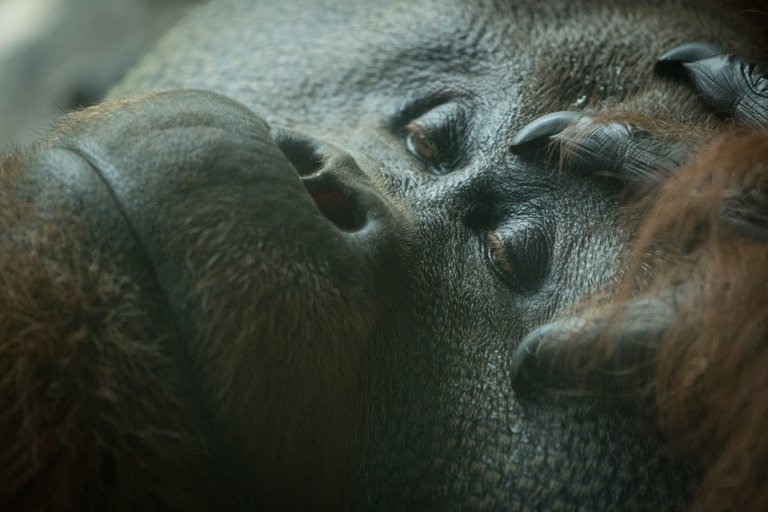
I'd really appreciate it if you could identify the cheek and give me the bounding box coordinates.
[173,200,378,507]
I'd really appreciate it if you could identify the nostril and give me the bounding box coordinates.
[277,138,325,177]
[273,129,372,232]
[306,180,367,232]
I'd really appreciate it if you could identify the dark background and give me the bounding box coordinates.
[0,0,198,154]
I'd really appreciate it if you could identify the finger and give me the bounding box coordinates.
[657,42,768,130]
[510,111,688,192]
[510,292,681,403]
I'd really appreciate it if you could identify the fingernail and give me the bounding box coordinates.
[509,111,584,154]
[656,41,725,78]
[658,41,724,64]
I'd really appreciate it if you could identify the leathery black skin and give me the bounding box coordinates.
[1,0,765,510]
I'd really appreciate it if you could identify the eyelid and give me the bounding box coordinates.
[488,232,514,274]
[402,103,468,173]
[404,121,439,161]
[486,220,553,293]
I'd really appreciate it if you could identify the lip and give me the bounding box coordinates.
[75,135,367,283]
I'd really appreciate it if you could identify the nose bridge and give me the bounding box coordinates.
[271,127,362,180]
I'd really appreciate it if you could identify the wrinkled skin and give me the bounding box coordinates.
[1,0,764,510]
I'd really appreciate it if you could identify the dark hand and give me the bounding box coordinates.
[510,42,768,402]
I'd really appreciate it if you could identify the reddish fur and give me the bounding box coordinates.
[616,131,768,512]
[544,123,768,510]
[0,162,218,510]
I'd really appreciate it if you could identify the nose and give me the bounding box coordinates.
[272,128,383,235]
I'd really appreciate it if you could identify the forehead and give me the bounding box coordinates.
[116,0,752,127]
